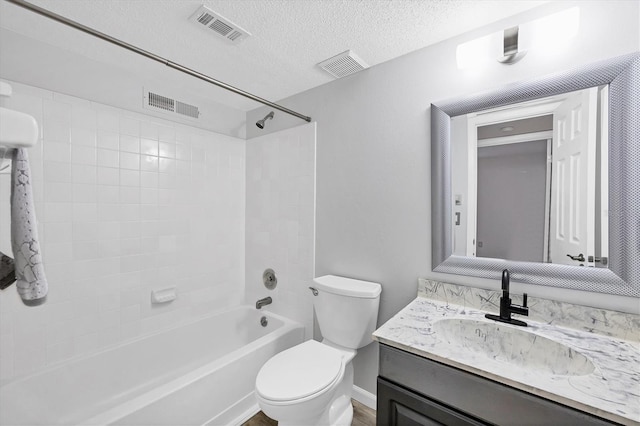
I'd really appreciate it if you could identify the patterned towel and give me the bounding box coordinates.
[0,251,15,290]
[11,148,47,306]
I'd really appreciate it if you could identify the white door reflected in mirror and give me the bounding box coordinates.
[450,86,609,268]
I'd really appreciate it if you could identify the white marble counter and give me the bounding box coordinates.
[373,285,640,425]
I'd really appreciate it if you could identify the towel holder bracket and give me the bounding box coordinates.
[0,146,14,174]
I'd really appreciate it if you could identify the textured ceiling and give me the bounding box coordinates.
[0,0,545,111]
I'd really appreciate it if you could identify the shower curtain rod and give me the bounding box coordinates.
[6,0,312,123]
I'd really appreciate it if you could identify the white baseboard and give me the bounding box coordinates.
[352,385,376,410]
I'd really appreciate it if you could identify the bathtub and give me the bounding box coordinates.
[0,306,304,425]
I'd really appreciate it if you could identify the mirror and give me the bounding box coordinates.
[450,87,609,268]
[431,52,639,297]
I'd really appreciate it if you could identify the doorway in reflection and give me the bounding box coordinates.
[451,86,609,268]
[476,139,548,262]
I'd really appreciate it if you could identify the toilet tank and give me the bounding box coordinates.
[312,275,382,350]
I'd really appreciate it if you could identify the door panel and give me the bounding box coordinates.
[549,88,597,265]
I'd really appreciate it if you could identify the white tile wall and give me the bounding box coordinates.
[0,81,246,383]
[245,123,316,339]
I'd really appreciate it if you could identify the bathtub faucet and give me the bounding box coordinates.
[256,297,272,309]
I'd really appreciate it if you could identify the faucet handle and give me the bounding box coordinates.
[522,293,528,308]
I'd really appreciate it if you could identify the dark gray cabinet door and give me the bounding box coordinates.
[377,377,487,426]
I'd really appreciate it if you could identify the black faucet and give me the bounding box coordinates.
[485,269,528,327]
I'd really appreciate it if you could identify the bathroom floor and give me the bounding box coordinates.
[242,399,376,426]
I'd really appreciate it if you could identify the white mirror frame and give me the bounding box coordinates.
[431,52,639,297]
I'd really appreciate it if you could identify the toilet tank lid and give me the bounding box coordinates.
[313,275,381,298]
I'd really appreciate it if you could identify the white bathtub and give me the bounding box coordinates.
[0,306,304,425]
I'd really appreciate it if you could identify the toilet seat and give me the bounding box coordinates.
[256,340,344,403]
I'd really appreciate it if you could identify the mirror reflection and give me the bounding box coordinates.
[450,86,609,268]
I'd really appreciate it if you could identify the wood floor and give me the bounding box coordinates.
[242,399,376,426]
[351,400,377,426]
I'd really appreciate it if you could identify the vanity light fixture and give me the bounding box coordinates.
[455,32,501,70]
[456,7,580,69]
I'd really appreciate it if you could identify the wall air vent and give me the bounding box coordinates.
[148,92,174,112]
[189,5,251,44]
[143,89,200,120]
[318,50,368,79]
[175,101,200,119]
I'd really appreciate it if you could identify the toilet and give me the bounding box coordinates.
[255,275,381,426]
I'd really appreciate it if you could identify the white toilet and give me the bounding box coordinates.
[255,275,381,426]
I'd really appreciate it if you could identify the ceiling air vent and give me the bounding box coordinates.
[318,50,368,79]
[189,5,251,44]
[143,89,200,120]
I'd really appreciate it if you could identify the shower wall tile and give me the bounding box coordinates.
[0,80,246,384]
[245,123,316,340]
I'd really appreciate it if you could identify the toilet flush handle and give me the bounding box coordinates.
[308,287,319,296]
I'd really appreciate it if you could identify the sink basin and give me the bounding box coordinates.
[432,318,595,376]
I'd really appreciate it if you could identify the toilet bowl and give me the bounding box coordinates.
[255,340,354,425]
[255,275,382,426]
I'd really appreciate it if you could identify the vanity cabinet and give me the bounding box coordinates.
[377,344,616,426]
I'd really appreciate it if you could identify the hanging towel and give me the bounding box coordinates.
[0,251,15,290]
[10,148,47,306]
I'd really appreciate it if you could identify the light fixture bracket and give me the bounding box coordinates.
[497,26,526,65]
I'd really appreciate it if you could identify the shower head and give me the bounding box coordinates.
[256,111,275,129]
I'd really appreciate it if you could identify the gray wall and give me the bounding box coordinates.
[476,140,548,262]
[247,1,640,394]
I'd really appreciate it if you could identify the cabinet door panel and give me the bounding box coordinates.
[393,403,443,426]
[378,377,487,426]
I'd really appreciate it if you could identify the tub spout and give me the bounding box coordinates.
[256,297,272,309]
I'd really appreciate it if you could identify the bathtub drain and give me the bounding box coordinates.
[260,316,268,327]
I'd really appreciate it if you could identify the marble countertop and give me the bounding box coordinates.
[373,296,640,425]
